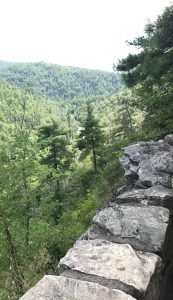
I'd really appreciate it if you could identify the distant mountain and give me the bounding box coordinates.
[0,62,123,101]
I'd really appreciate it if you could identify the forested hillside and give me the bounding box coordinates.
[0,61,126,134]
[1,4,173,299]
[0,66,127,299]
[0,62,122,100]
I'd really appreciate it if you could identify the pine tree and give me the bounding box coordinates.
[38,121,72,217]
[116,5,173,137]
[77,103,104,174]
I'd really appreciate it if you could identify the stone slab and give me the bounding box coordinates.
[88,204,169,252]
[116,185,173,208]
[20,275,136,300]
[59,239,161,298]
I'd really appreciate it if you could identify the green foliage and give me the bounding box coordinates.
[38,121,73,220]
[39,121,72,171]
[0,64,127,299]
[0,82,47,298]
[0,62,122,101]
[77,103,104,173]
[1,8,172,299]
[116,5,173,138]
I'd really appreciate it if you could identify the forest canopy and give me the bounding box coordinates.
[0,62,122,100]
[0,65,126,299]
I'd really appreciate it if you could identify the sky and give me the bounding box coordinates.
[0,0,172,71]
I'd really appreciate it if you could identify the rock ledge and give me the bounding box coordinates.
[20,135,173,300]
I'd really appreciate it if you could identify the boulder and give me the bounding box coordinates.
[59,239,161,299]
[20,275,136,300]
[165,134,173,147]
[137,152,172,187]
[88,203,169,252]
[120,136,173,188]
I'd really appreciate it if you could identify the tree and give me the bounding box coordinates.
[38,121,72,218]
[0,83,45,297]
[112,90,135,139]
[116,5,173,138]
[77,103,104,174]
[0,82,60,299]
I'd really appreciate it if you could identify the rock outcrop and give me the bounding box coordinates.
[120,136,173,188]
[88,204,168,252]
[59,240,161,299]
[20,135,173,300]
[116,185,173,208]
[20,275,136,300]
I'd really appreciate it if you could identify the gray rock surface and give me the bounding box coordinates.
[59,239,161,298]
[120,135,173,188]
[165,134,173,146]
[20,275,136,300]
[137,153,172,187]
[88,203,169,252]
[116,185,173,208]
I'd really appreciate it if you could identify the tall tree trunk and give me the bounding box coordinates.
[25,203,30,247]
[52,142,63,218]
[124,101,133,136]
[22,168,30,247]
[92,136,97,174]
[1,213,24,294]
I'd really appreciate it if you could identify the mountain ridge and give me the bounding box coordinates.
[0,61,122,102]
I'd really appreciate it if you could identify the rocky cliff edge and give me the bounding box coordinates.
[20,135,173,300]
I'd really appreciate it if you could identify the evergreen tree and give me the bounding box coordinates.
[38,121,72,217]
[116,5,173,138]
[112,90,134,139]
[77,103,104,173]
